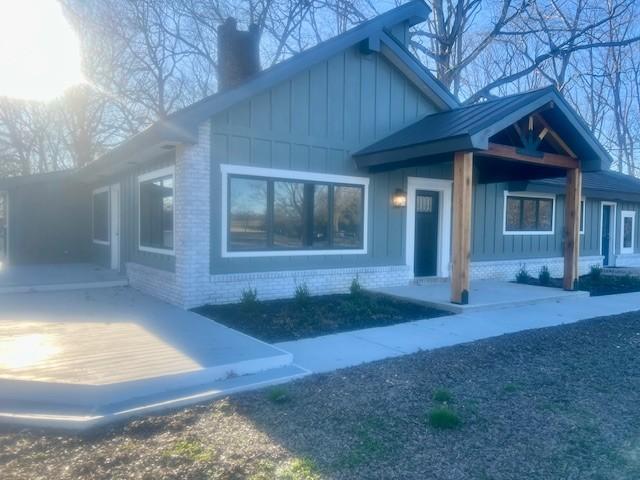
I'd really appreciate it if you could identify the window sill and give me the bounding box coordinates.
[139,246,175,256]
[222,248,367,258]
[503,231,555,236]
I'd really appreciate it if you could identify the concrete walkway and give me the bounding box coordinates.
[276,292,640,373]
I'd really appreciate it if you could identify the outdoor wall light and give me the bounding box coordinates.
[392,188,407,208]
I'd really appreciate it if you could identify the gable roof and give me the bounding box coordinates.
[353,86,612,172]
[81,0,457,181]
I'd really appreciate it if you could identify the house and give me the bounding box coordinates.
[1,0,638,309]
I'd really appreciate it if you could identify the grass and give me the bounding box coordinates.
[426,406,462,430]
[163,439,214,462]
[194,291,449,342]
[250,458,322,480]
[433,388,453,403]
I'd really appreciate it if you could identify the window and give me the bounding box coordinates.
[621,210,635,254]
[580,200,585,234]
[92,188,109,244]
[223,165,368,256]
[139,167,174,254]
[504,193,555,234]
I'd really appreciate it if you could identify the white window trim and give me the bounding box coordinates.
[220,164,369,258]
[92,186,110,246]
[503,191,556,236]
[405,177,452,278]
[579,198,586,235]
[620,210,635,255]
[138,166,176,256]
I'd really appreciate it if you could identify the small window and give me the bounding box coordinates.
[580,200,585,234]
[139,168,174,253]
[504,193,554,234]
[225,170,366,253]
[92,189,109,244]
[621,211,635,254]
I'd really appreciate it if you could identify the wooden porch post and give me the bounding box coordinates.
[563,167,582,290]
[451,151,473,304]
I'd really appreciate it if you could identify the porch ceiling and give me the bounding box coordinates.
[353,86,612,173]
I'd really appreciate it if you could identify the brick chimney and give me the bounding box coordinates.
[217,18,261,91]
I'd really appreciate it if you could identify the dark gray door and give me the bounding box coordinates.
[602,205,611,266]
[414,190,439,277]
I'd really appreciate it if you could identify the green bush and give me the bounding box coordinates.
[267,386,290,404]
[426,406,461,429]
[294,283,311,304]
[240,288,259,309]
[590,264,602,281]
[350,277,363,296]
[515,265,530,284]
[538,266,551,286]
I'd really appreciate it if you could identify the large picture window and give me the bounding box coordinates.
[139,167,174,254]
[92,188,109,244]
[621,210,635,254]
[504,193,555,234]
[224,166,367,255]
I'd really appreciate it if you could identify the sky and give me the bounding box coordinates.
[0,0,83,101]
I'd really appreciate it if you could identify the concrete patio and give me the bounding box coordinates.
[0,263,128,293]
[372,280,588,313]
[0,287,307,429]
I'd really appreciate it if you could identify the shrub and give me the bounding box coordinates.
[267,386,290,404]
[538,266,551,286]
[294,283,311,304]
[590,264,602,281]
[432,388,452,403]
[515,265,530,284]
[350,277,363,296]
[426,406,461,429]
[240,287,259,308]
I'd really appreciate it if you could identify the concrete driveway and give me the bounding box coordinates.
[0,287,306,429]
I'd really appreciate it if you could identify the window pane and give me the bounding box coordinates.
[538,199,553,231]
[522,199,537,231]
[333,185,363,248]
[273,181,304,248]
[93,191,109,242]
[312,185,329,248]
[229,177,268,250]
[580,201,585,232]
[505,197,521,231]
[140,175,174,250]
[624,216,633,249]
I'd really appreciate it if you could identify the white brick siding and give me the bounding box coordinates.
[173,121,211,307]
[204,265,413,304]
[613,254,640,267]
[470,255,603,281]
[126,262,181,305]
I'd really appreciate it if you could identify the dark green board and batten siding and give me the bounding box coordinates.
[209,45,441,275]
[90,152,176,273]
[471,184,601,261]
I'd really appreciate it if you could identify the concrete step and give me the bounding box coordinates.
[0,279,129,294]
[0,364,309,430]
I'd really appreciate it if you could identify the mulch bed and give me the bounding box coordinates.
[194,292,450,342]
[517,272,640,296]
[3,311,640,479]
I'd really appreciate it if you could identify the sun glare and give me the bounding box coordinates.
[0,0,84,101]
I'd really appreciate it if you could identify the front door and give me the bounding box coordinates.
[414,190,439,277]
[110,184,120,270]
[602,205,612,266]
[0,192,7,264]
